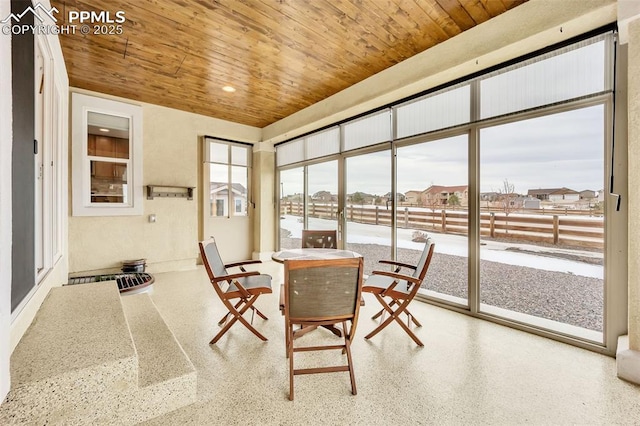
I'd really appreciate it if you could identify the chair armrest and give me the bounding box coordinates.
[370,270,420,296]
[225,259,262,269]
[378,259,417,270]
[212,270,261,283]
[371,270,420,285]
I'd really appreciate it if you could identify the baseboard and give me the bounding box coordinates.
[10,264,67,353]
[616,335,640,385]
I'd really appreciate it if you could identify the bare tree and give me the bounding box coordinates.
[498,179,518,216]
[422,186,441,230]
[497,179,518,234]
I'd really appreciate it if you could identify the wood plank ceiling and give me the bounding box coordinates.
[51,0,527,128]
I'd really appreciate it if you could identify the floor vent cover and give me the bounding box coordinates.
[67,273,155,293]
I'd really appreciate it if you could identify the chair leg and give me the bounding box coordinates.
[252,306,269,320]
[234,300,269,341]
[364,295,394,339]
[210,295,268,344]
[372,300,421,327]
[371,299,398,321]
[405,308,422,327]
[374,300,420,325]
[288,324,295,401]
[218,300,243,325]
[365,294,423,347]
[343,321,357,395]
[285,317,290,358]
[210,315,240,344]
[371,308,385,321]
[223,300,269,326]
[217,312,229,326]
[389,298,421,327]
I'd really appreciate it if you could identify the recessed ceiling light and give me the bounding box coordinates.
[99,128,110,132]
[222,86,236,93]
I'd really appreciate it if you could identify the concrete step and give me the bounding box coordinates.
[0,282,196,425]
[118,293,197,418]
[0,282,138,424]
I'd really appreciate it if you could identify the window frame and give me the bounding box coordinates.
[275,29,623,354]
[71,93,143,216]
[204,137,252,219]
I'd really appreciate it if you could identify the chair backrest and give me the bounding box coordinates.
[284,257,363,322]
[413,237,435,281]
[199,238,228,280]
[301,229,337,249]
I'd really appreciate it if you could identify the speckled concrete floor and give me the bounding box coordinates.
[141,263,640,425]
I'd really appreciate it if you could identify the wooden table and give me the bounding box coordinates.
[272,248,363,339]
[271,248,362,263]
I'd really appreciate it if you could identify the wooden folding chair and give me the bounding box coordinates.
[284,257,364,401]
[362,238,435,347]
[301,229,337,248]
[198,238,272,344]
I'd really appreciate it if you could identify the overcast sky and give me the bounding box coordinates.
[280,105,605,197]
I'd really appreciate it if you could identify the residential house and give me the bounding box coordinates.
[404,190,423,205]
[528,187,580,203]
[598,189,606,203]
[311,190,335,203]
[421,185,469,208]
[580,189,598,200]
[210,183,247,216]
[382,192,406,204]
[480,192,500,202]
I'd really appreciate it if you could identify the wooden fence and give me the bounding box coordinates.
[281,202,604,250]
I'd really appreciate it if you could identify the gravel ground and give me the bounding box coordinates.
[280,235,604,332]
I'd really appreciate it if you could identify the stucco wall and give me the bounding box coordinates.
[68,89,261,274]
[252,144,275,260]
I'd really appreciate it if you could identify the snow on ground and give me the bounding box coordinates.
[279,215,603,279]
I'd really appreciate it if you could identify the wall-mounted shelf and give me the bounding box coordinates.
[146,185,194,200]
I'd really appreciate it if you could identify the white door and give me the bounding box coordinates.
[201,137,253,261]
